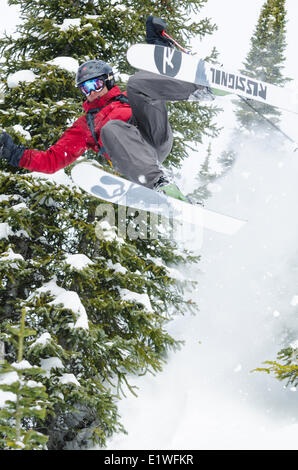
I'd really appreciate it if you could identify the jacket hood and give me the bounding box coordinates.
[82,86,123,112]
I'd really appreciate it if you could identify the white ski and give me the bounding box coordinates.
[71,161,246,236]
[127,44,298,114]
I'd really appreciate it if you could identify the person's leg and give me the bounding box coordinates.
[126,70,198,152]
[101,120,166,188]
[101,71,199,189]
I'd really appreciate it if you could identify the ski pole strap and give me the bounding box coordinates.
[86,94,130,164]
[161,31,190,54]
[86,109,102,152]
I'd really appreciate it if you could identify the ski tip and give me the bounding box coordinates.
[126,45,139,68]
[198,207,247,235]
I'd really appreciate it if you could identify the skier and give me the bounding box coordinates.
[0,16,213,201]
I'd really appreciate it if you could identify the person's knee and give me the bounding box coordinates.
[127,72,150,100]
[101,120,116,138]
[127,73,140,91]
[101,120,124,145]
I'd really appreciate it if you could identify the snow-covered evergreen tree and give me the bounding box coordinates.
[255,344,298,390]
[0,0,216,450]
[0,0,219,166]
[234,0,289,134]
[190,143,216,203]
[193,0,290,205]
[0,308,49,450]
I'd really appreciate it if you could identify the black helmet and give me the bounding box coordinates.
[75,60,115,90]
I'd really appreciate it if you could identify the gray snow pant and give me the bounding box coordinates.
[100,71,199,189]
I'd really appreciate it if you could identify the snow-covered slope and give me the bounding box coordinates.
[105,0,298,450]
[106,96,298,449]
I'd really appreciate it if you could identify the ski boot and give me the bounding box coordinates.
[153,175,189,202]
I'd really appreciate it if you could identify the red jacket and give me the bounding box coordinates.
[19,86,132,173]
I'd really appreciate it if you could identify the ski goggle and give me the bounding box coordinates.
[79,77,105,96]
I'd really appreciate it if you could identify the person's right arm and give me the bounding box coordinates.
[0,116,91,174]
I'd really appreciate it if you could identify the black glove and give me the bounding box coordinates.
[145,16,173,48]
[0,132,25,167]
